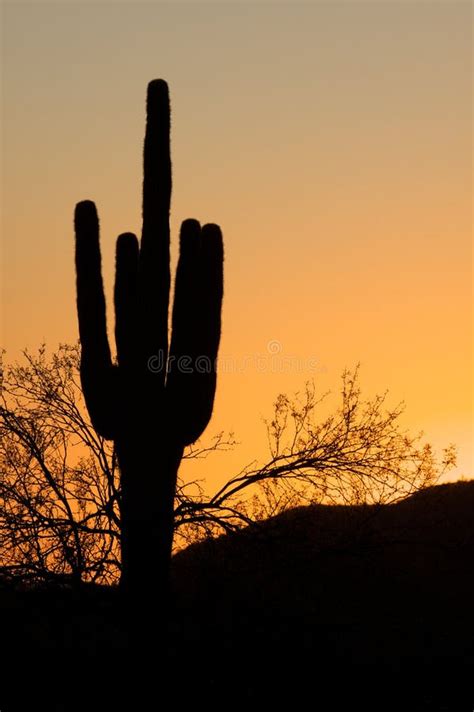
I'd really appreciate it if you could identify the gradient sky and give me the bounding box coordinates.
[2,1,472,491]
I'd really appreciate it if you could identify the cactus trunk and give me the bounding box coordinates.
[117,437,183,599]
[74,80,223,598]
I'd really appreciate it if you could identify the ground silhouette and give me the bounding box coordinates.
[1,480,472,711]
[169,479,473,710]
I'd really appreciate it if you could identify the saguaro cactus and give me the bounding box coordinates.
[74,80,223,597]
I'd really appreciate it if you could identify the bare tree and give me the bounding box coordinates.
[175,366,457,541]
[0,344,120,585]
[0,345,456,585]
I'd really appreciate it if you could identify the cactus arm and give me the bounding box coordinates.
[167,222,223,445]
[139,79,171,381]
[166,218,201,434]
[187,222,224,443]
[114,232,139,370]
[74,200,117,439]
[167,218,201,372]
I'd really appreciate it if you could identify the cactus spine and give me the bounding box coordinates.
[74,80,223,596]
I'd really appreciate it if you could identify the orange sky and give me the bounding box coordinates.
[2,1,472,490]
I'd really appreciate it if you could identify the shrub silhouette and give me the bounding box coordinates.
[74,79,223,599]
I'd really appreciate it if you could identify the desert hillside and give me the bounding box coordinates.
[169,480,474,709]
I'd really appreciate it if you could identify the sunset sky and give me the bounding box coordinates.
[2,1,472,490]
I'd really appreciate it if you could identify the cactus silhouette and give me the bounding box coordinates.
[74,79,223,598]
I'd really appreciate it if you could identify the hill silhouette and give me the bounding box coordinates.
[169,479,474,710]
[1,480,473,710]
